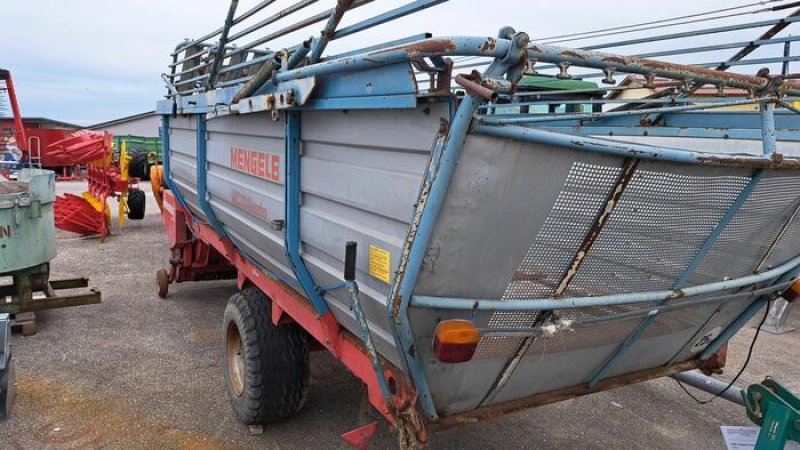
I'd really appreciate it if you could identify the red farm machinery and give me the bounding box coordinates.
[1,68,146,237]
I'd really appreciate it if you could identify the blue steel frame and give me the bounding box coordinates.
[158,4,800,425]
[284,110,331,315]
[195,115,229,238]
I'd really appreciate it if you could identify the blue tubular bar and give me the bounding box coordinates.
[384,30,531,419]
[478,98,771,124]
[389,97,481,420]
[347,280,394,407]
[332,0,448,41]
[286,39,311,70]
[526,42,800,96]
[410,255,800,311]
[195,115,228,237]
[761,102,778,155]
[206,0,239,88]
[273,36,513,83]
[284,110,330,316]
[574,16,800,52]
[588,169,764,388]
[170,0,277,56]
[472,124,800,170]
[309,0,351,64]
[530,34,800,73]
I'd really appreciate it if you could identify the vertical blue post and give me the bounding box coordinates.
[161,115,171,180]
[195,115,227,237]
[284,110,330,316]
[388,29,530,419]
[760,101,777,156]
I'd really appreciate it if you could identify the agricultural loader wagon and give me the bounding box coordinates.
[154,1,800,448]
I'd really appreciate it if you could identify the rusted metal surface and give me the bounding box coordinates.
[695,152,800,169]
[454,72,498,101]
[527,43,800,96]
[232,55,279,103]
[0,290,101,315]
[375,37,458,58]
[553,158,639,298]
[0,182,27,195]
[431,359,701,430]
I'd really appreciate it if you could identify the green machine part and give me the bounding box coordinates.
[745,378,800,450]
[0,169,56,273]
[0,169,100,317]
[112,135,162,164]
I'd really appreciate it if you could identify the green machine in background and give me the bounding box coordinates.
[0,169,100,335]
[112,135,162,181]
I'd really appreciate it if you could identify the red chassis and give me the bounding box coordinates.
[158,190,427,443]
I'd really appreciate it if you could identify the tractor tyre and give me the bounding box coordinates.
[127,189,146,220]
[223,287,309,425]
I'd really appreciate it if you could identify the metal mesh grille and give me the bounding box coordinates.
[475,162,622,357]
[502,162,623,300]
[566,168,751,296]
[476,162,757,359]
[690,174,800,285]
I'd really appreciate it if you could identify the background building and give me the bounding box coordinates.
[0,117,81,132]
[89,111,160,137]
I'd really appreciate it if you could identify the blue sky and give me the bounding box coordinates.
[2,0,795,126]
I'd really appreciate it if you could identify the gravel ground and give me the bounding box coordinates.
[0,181,798,449]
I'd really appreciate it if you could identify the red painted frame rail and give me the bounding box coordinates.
[161,190,426,441]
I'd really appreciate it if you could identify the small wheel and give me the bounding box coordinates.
[223,287,309,425]
[127,189,146,220]
[156,269,169,298]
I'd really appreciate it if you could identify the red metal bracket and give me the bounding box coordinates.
[341,421,379,450]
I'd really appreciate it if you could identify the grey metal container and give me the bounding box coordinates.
[164,105,800,414]
[0,169,56,273]
[157,2,800,428]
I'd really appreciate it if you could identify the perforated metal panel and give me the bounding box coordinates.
[566,166,751,296]
[477,161,760,359]
[476,162,623,357]
[690,174,800,285]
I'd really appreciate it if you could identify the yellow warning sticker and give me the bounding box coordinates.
[369,245,392,283]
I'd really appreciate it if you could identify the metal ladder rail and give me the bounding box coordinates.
[26,136,41,169]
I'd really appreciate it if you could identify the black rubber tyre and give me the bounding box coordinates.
[128,149,150,180]
[223,287,309,425]
[127,189,146,220]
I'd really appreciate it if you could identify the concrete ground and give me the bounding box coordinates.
[1,181,799,449]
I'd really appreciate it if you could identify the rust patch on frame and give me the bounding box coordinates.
[431,359,701,430]
[552,158,640,298]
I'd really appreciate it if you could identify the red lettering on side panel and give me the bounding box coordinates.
[229,147,281,183]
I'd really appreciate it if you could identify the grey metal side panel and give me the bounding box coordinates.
[169,116,201,217]
[167,104,448,367]
[410,134,800,415]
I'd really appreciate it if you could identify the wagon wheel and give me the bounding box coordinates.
[223,287,309,425]
[156,269,169,298]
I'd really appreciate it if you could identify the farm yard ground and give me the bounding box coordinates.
[0,181,798,450]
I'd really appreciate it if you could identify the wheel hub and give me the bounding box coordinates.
[226,323,246,397]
